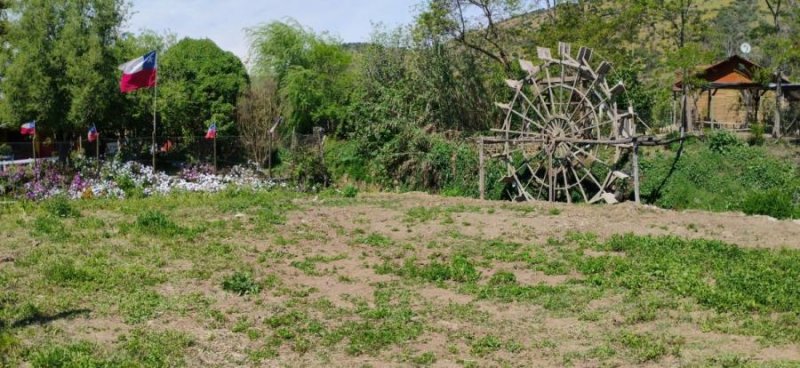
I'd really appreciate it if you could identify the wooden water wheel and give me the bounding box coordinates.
[492,43,637,203]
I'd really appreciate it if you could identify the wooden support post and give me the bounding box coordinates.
[213,135,218,174]
[31,134,36,162]
[632,138,641,205]
[479,138,486,200]
[548,150,555,202]
[268,132,273,179]
[774,71,783,138]
[95,136,100,175]
[268,117,282,179]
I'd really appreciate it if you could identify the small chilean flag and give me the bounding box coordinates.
[20,121,36,136]
[205,123,217,140]
[119,51,157,93]
[88,125,99,142]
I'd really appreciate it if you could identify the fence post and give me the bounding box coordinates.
[479,138,485,201]
[268,131,273,179]
[633,138,641,205]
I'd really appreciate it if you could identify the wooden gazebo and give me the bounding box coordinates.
[674,55,800,134]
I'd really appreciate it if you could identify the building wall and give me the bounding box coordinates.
[695,90,778,129]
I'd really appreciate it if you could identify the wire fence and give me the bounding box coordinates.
[1,130,328,172]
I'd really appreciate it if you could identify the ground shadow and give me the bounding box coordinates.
[11,309,91,329]
[646,137,687,204]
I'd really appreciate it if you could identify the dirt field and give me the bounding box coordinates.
[1,191,799,367]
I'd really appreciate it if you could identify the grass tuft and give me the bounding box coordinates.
[222,271,261,296]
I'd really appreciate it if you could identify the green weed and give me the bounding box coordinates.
[380,255,480,283]
[615,331,683,363]
[222,271,261,296]
[120,329,194,367]
[332,287,424,355]
[355,233,394,247]
[44,197,80,218]
[131,211,195,237]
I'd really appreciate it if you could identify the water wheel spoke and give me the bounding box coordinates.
[561,169,572,203]
[570,165,590,202]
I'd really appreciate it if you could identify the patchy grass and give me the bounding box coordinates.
[2,190,799,366]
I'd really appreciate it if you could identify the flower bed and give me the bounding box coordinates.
[0,159,282,200]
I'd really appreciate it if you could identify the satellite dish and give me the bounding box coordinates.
[740,42,752,55]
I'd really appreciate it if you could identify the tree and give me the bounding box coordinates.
[158,38,248,139]
[248,21,352,134]
[237,78,281,167]
[759,0,800,136]
[0,0,7,37]
[710,0,758,57]
[0,0,126,135]
[416,0,530,70]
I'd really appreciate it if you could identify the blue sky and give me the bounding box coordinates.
[126,0,420,61]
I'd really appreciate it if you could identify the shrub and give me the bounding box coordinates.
[292,153,329,191]
[0,144,11,157]
[342,185,359,198]
[222,272,261,296]
[708,131,742,153]
[748,123,766,146]
[741,188,796,219]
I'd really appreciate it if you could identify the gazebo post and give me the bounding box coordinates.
[774,71,783,138]
[707,89,713,128]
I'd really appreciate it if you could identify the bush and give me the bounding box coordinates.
[748,123,766,146]
[0,144,12,157]
[708,131,742,153]
[292,153,329,191]
[741,188,797,219]
[342,185,359,198]
[222,272,261,296]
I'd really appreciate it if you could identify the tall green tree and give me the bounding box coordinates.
[0,0,7,37]
[158,38,248,139]
[711,0,758,58]
[416,0,529,71]
[248,21,352,134]
[0,0,126,136]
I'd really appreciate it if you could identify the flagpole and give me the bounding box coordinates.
[152,74,157,171]
[213,134,217,174]
[96,132,100,175]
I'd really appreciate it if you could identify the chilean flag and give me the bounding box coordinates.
[205,123,217,140]
[20,121,36,136]
[88,125,99,143]
[119,51,157,93]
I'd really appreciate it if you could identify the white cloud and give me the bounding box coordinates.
[126,0,419,61]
